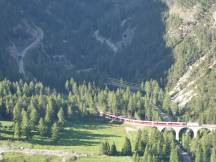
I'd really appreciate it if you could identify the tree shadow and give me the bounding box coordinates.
[29,122,121,147]
[66,119,122,130]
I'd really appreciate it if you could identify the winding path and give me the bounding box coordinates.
[0,146,94,158]
[9,21,44,74]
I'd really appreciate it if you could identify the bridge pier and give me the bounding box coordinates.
[175,128,181,141]
[193,128,199,139]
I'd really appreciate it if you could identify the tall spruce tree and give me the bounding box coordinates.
[143,146,149,162]
[57,107,65,125]
[210,148,216,162]
[195,145,202,162]
[110,142,118,156]
[21,110,30,139]
[122,137,132,156]
[169,142,179,162]
[51,123,60,142]
[29,105,38,129]
[38,118,47,136]
[14,122,21,139]
[101,141,110,155]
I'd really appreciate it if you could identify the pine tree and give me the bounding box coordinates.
[29,105,38,129]
[65,80,70,92]
[195,145,202,162]
[145,81,151,97]
[101,141,110,155]
[14,122,21,139]
[110,142,118,156]
[51,123,60,142]
[135,129,142,152]
[210,148,216,162]
[143,146,149,162]
[122,137,132,156]
[133,153,140,162]
[67,106,73,119]
[101,142,106,155]
[13,100,22,122]
[142,129,149,145]
[135,130,145,156]
[57,107,65,125]
[21,110,30,139]
[169,142,180,162]
[45,102,53,125]
[182,134,191,152]
[147,152,154,162]
[38,118,47,136]
[162,93,171,112]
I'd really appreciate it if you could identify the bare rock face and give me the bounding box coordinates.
[166,1,216,108]
[213,11,216,26]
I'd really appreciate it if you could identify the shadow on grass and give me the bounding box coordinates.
[28,122,121,147]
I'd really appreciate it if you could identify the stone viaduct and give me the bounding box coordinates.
[100,112,216,140]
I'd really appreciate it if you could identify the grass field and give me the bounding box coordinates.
[1,153,133,162]
[76,156,134,162]
[0,120,137,161]
[0,153,61,162]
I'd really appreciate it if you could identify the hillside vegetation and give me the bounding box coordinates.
[164,0,216,123]
[0,0,171,88]
[1,1,216,161]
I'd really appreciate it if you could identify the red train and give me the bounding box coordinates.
[100,112,187,127]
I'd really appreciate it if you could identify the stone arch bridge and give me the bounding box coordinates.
[100,112,216,140]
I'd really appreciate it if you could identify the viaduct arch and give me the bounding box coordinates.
[100,112,216,140]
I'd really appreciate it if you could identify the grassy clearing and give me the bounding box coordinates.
[0,121,137,154]
[0,153,133,162]
[76,156,134,162]
[1,152,61,162]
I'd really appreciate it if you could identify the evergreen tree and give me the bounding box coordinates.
[38,118,47,136]
[145,81,151,97]
[195,145,202,162]
[51,123,60,142]
[13,101,22,122]
[14,122,21,139]
[162,93,171,112]
[101,141,110,155]
[133,153,140,162]
[147,152,154,162]
[110,142,118,156]
[122,137,132,156]
[29,105,38,129]
[67,106,73,119]
[143,146,149,162]
[101,142,106,155]
[57,107,65,125]
[135,130,145,156]
[45,103,53,125]
[169,142,180,162]
[142,129,149,145]
[65,80,70,92]
[21,110,30,139]
[182,134,191,152]
[135,129,142,152]
[210,148,216,162]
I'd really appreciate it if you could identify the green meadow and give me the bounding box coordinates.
[0,120,137,162]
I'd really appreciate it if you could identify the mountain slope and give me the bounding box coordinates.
[0,0,171,88]
[164,0,216,123]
